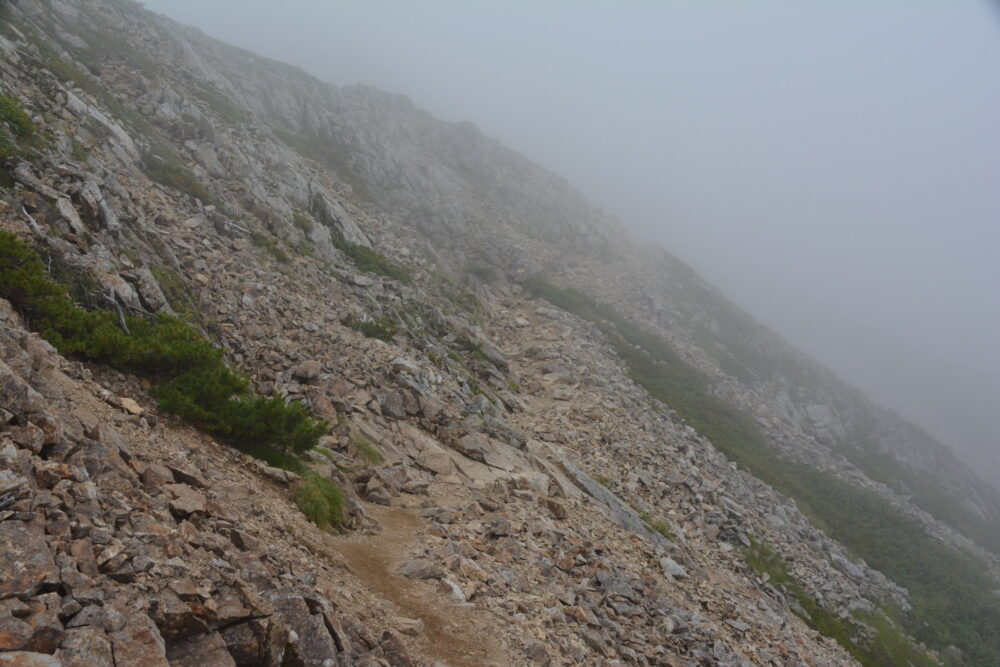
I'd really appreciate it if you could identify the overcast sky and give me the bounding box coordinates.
[142,0,1000,483]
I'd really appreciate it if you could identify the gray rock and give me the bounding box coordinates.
[291,360,322,382]
[659,556,688,581]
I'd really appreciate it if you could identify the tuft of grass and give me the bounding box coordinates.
[143,151,211,202]
[250,231,290,263]
[292,212,314,233]
[348,316,397,342]
[149,265,201,324]
[639,512,675,542]
[294,473,345,530]
[593,474,612,487]
[314,447,338,464]
[70,137,90,162]
[455,335,489,363]
[0,94,41,160]
[331,233,409,282]
[351,437,383,465]
[0,95,36,138]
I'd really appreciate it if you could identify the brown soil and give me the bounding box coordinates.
[333,504,510,666]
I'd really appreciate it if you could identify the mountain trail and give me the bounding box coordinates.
[333,504,510,666]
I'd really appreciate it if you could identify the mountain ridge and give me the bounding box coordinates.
[1,0,999,664]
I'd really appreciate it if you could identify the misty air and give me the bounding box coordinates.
[0,0,998,664]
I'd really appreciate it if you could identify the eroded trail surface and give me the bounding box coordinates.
[334,505,510,666]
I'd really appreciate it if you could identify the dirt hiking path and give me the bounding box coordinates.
[333,504,510,666]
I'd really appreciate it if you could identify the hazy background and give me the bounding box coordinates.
[142,0,1000,484]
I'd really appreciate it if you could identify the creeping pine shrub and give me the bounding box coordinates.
[0,232,327,458]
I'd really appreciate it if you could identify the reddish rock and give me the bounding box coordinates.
[0,615,32,650]
[0,521,59,599]
[163,483,207,517]
[109,613,169,667]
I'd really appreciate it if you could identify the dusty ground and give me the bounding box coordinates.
[333,503,511,666]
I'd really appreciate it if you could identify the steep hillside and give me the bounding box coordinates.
[1,0,999,665]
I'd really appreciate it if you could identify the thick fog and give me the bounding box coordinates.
[142,1,1000,484]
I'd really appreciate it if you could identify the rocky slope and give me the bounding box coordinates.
[1,0,999,665]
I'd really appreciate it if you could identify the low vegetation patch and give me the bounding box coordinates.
[294,473,345,530]
[0,93,41,160]
[143,151,211,203]
[0,231,328,461]
[0,94,36,139]
[639,512,675,542]
[292,212,314,233]
[351,437,383,465]
[524,275,1000,665]
[250,231,290,263]
[744,539,937,666]
[149,265,201,324]
[348,316,398,342]
[273,128,374,204]
[331,231,409,282]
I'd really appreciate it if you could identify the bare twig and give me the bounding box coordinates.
[103,293,130,335]
[227,220,250,234]
[20,205,44,236]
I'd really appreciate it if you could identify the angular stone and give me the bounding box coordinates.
[141,463,175,490]
[0,359,48,421]
[725,619,750,632]
[166,462,208,489]
[0,521,59,599]
[393,616,423,637]
[0,652,61,666]
[375,389,405,418]
[150,589,208,640]
[269,592,339,666]
[163,484,207,517]
[220,617,288,666]
[57,627,114,667]
[22,602,63,654]
[0,615,31,650]
[291,360,322,382]
[397,559,444,580]
[659,556,688,581]
[437,579,467,603]
[166,631,236,667]
[109,613,169,667]
[66,605,105,629]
